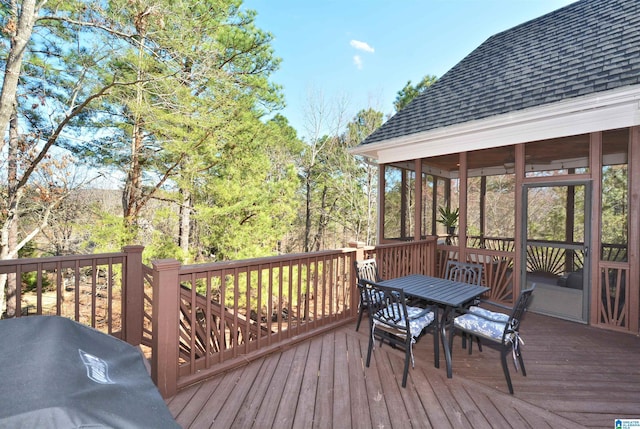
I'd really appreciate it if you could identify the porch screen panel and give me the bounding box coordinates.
[601,130,628,263]
[466,146,516,250]
[384,166,415,240]
[599,129,629,328]
[421,173,435,237]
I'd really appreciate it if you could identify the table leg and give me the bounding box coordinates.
[441,306,453,378]
[433,306,440,369]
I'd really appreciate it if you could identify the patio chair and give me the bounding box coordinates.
[448,285,536,394]
[354,259,383,331]
[361,278,437,388]
[445,260,484,347]
[445,260,483,286]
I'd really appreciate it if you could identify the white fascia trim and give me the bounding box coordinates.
[351,85,640,164]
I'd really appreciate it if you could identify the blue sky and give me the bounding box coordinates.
[242,0,578,140]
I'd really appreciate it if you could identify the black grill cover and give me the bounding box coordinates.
[0,316,180,428]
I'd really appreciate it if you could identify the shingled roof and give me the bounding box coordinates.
[362,0,640,147]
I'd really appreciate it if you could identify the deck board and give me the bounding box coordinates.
[330,331,351,429]
[227,353,279,428]
[167,311,640,428]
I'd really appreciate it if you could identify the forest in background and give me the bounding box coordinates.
[0,0,438,269]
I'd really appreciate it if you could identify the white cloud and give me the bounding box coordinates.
[350,40,375,53]
[353,55,363,70]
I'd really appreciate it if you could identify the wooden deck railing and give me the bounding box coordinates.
[0,239,439,398]
[365,237,438,279]
[151,237,438,396]
[3,235,632,398]
[0,245,144,343]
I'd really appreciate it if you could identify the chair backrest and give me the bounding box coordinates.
[502,285,536,341]
[359,279,408,331]
[354,259,382,284]
[445,260,483,286]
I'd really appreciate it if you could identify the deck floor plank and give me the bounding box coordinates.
[292,336,322,429]
[171,373,222,428]
[330,330,351,429]
[375,352,412,428]
[167,312,640,429]
[344,328,372,429]
[250,346,298,428]
[228,352,280,428]
[386,355,433,428]
[313,332,336,429]
[201,355,265,429]
[273,342,310,428]
[361,346,393,429]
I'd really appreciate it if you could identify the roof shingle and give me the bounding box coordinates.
[362,0,640,146]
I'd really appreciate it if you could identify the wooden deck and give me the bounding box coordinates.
[166,309,640,428]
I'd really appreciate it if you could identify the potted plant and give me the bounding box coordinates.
[437,206,459,236]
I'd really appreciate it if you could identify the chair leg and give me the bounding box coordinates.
[366,328,375,368]
[402,340,411,388]
[517,350,527,377]
[433,325,440,368]
[355,305,364,331]
[500,349,514,394]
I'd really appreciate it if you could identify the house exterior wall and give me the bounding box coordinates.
[379,127,639,334]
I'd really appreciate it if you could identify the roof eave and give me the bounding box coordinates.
[350,84,640,164]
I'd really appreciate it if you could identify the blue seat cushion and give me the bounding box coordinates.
[467,306,509,322]
[362,290,385,305]
[454,313,509,343]
[374,304,435,339]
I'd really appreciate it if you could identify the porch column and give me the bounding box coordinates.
[458,152,468,262]
[514,143,525,299]
[378,164,386,243]
[629,126,640,333]
[414,159,423,241]
[589,132,602,326]
[480,176,486,247]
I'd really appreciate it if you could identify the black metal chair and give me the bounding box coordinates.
[445,260,484,348]
[354,259,383,331]
[445,260,483,286]
[361,278,437,388]
[448,285,536,394]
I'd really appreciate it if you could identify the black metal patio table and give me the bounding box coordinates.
[380,274,489,378]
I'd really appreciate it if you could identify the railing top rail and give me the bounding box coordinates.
[374,236,437,250]
[178,247,358,274]
[0,251,128,274]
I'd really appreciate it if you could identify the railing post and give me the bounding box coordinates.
[151,259,181,399]
[348,241,366,317]
[348,240,366,261]
[122,245,144,345]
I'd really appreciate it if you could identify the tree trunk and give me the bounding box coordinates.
[1,109,21,317]
[304,178,312,253]
[0,0,40,155]
[178,188,191,254]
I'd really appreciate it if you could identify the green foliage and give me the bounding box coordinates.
[82,211,136,253]
[21,271,54,293]
[193,113,301,261]
[393,75,437,112]
[437,206,459,228]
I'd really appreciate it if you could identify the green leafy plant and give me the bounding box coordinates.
[437,206,459,232]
